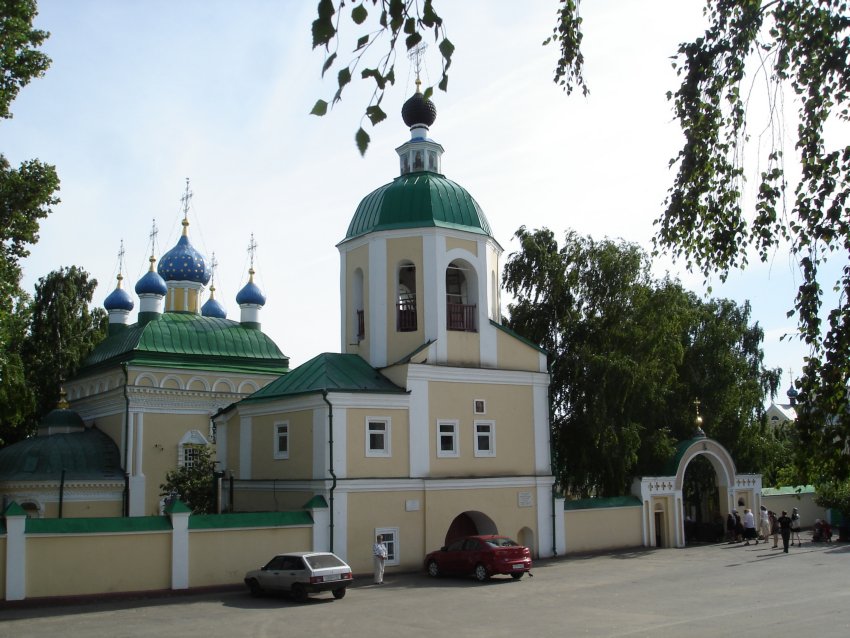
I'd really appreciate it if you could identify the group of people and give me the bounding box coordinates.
[726,506,802,552]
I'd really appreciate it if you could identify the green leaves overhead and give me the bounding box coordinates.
[310,0,451,154]
[503,227,781,496]
[0,0,52,120]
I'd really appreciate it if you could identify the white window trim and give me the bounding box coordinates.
[376,526,400,566]
[366,417,391,457]
[178,429,209,468]
[274,421,290,460]
[437,420,459,458]
[473,420,496,457]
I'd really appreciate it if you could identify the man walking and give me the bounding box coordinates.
[373,534,388,584]
[778,510,793,553]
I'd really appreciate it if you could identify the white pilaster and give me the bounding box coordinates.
[533,378,551,475]
[169,506,190,589]
[239,416,252,479]
[408,372,430,477]
[4,509,26,601]
[368,238,387,367]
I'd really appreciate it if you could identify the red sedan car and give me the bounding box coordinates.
[424,535,532,581]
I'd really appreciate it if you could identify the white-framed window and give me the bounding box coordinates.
[376,527,400,566]
[473,399,486,414]
[474,420,496,457]
[437,420,459,457]
[178,429,209,468]
[274,421,290,459]
[366,418,391,457]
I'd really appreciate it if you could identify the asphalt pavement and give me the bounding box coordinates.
[2,538,847,637]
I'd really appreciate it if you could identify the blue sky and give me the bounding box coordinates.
[5,0,834,397]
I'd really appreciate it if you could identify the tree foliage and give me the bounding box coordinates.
[23,267,107,422]
[160,446,218,515]
[0,0,61,443]
[310,0,453,154]
[503,227,781,496]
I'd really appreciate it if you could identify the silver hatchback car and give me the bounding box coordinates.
[244,552,353,601]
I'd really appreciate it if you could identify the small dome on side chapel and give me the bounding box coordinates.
[104,274,134,311]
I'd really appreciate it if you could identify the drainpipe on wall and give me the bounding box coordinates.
[121,362,130,517]
[321,391,337,553]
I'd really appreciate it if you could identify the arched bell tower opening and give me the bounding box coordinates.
[396,261,417,332]
[352,267,364,343]
[446,259,478,332]
[444,510,498,546]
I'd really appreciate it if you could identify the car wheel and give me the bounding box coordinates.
[511,572,524,580]
[427,560,440,578]
[291,583,308,603]
[247,579,262,597]
[332,587,347,600]
[474,564,490,582]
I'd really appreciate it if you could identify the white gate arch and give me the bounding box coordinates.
[632,435,762,548]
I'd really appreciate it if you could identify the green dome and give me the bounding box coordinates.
[40,407,86,432]
[0,427,122,481]
[345,172,492,241]
[81,312,289,374]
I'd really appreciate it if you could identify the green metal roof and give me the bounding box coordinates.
[242,353,407,403]
[81,312,289,374]
[663,437,706,475]
[761,485,815,496]
[0,427,122,482]
[26,516,171,534]
[344,172,492,241]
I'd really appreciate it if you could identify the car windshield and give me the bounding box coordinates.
[304,554,347,569]
[484,538,518,548]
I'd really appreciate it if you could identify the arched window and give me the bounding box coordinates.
[353,268,365,341]
[397,262,417,332]
[446,260,477,332]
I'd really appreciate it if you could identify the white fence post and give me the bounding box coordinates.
[4,502,27,601]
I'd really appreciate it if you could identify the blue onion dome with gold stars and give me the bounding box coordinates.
[135,255,168,296]
[201,285,227,318]
[236,268,266,306]
[157,218,211,284]
[104,274,134,311]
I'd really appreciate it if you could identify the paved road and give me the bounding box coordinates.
[2,541,848,637]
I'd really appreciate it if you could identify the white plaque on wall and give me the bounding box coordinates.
[405,499,420,512]
[518,491,533,508]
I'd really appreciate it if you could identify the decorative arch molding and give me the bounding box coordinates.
[213,378,236,393]
[160,375,183,390]
[672,438,737,491]
[135,373,158,388]
[187,376,210,392]
[237,380,259,394]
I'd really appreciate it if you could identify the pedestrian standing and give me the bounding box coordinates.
[743,508,758,545]
[769,510,779,548]
[791,507,802,546]
[778,510,792,553]
[373,534,388,584]
[726,512,736,543]
[759,506,771,541]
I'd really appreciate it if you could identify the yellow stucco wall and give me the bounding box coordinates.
[564,507,643,553]
[26,532,171,597]
[445,331,481,367]
[428,381,536,476]
[445,237,478,256]
[346,408,410,477]
[188,526,312,587]
[250,410,314,479]
[95,414,125,459]
[495,328,542,372]
[762,492,827,528]
[40,495,123,519]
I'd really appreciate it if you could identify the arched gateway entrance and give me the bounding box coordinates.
[633,436,762,548]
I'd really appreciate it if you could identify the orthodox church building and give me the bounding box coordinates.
[0,87,556,571]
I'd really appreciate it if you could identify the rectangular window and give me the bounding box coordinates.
[274,422,289,459]
[473,399,486,415]
[376,527,400,566]
[182,445,203,468]
[474,420,495,457]
[437,421,459,457]
[366,418,391,457]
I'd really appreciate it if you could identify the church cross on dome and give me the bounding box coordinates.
[408,42,427,92]
[247,233,257,278]
[180,177,193,235]
[116,239,126,286]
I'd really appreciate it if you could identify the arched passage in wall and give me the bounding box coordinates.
[444,510,498,546]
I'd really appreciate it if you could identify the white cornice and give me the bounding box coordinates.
[339,226,503,253]
[235,475,554,493]
[405,363,549,387]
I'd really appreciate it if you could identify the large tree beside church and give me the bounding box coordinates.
[502,227,782,497]
[310,0,850,481]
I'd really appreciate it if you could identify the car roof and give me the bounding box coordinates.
[275,551,337,558]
